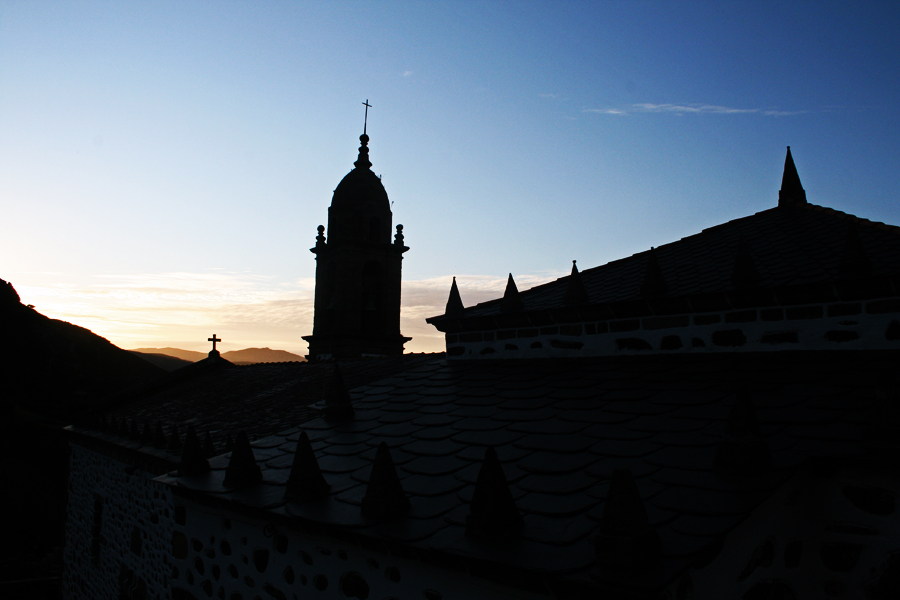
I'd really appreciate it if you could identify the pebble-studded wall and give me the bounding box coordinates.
[63,444,173,600]
[678,461,900,600]
[170,498,541,600]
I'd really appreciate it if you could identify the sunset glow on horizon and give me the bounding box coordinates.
[3,2,899,356]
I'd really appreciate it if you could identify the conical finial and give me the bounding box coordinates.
[465,446,523,539]
[564,260,590,306]
[140,421,153,446]
[178,425,210,476]
[445,277,465,317]
[223,431,263,489]
[167,424,183,453]
[838,223,871,279]
[361,442,410,519]
[778,146,807,207]
[640,248,668,297]
[323,364,354,421]
[203,431,216,458]
[285,431,331,501]
[500,274,524,312]
[731,238,760,289]
[714,393,771,475]
[593,469,660,572]
[153,421,167,449]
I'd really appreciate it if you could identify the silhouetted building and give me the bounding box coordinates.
[302,132,410,360]
[62,148,900,600]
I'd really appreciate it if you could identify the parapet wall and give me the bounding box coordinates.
[62,444,173,600]
[445,297,900,359]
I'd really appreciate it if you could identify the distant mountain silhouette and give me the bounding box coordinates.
[0,278,165,418]
[131,346,306,365]
[131,347,207,362]
[128,351,194,372]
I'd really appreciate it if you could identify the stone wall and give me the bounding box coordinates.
[170,497,544,600]
[446,297,900,359]
[63,443,173,600]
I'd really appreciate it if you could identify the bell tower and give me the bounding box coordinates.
[303,111,410,360]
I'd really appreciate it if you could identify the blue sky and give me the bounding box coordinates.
[2,1,899,354]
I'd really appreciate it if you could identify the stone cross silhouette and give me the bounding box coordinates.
[208,334,221,352]
[362,99,372,134]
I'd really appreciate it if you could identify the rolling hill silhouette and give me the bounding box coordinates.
[0,278,164,417]
[131,346,306,366]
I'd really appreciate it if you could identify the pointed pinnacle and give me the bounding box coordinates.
[203,431,216,458]
[445,277,465,317]
[600,469,650,535]
[140,421,154,446]
[500,273,524,312]
[285,431,331,501]
[564,260,590,306]
[223,431,262,489]
[731,238,760,289]
[594,469,661,572]
[465,446,523,539]
[778,146,807,207]
[178,425,210,476]
[323,363,354,421]
[153,421,167,449]
[167,424,183,454]
[361,442,410,520]
[225,434,234,453]
[640,249,668,297]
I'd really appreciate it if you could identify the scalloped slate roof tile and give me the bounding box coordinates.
[151,349,899,595]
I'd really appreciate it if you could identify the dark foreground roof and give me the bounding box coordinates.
[158,349,898,597]
[86,353,440,456]
[436,202,900,321]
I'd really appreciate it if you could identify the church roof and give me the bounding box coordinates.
[80,354,439,459]
[432,202,900,322]
[155,349,898,596]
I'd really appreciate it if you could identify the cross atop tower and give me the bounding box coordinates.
[208,334,221,353]
[362,99,372,135]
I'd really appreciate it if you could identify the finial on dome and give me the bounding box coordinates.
[354,134,372,170]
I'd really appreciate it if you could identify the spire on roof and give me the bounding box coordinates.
[594,469,660,573]
[465,446,524,539]
[361,442,410,519]
[778,146,807,207]
[153,422,167,449]
[140,421,153,446]
[203,431,216,459]
[500,273,524,312]
[225,433,234,453]
[731,238,761,289]
[167,424,182,453]
[178,425,210,476]
[129,419,141,441]
[564,260,590,306]
[285,431,331,501]
[714,393,772,475]
[323,363,355,421]
[223,431,263,489]
[839,223,871,279]
[640,248,668,297]
[445,277,465,317]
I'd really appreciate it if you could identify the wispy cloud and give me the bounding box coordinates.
[583,103,807,117]
[402,70,414,77]
[539,93,558,99]
[583,108,628,116]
